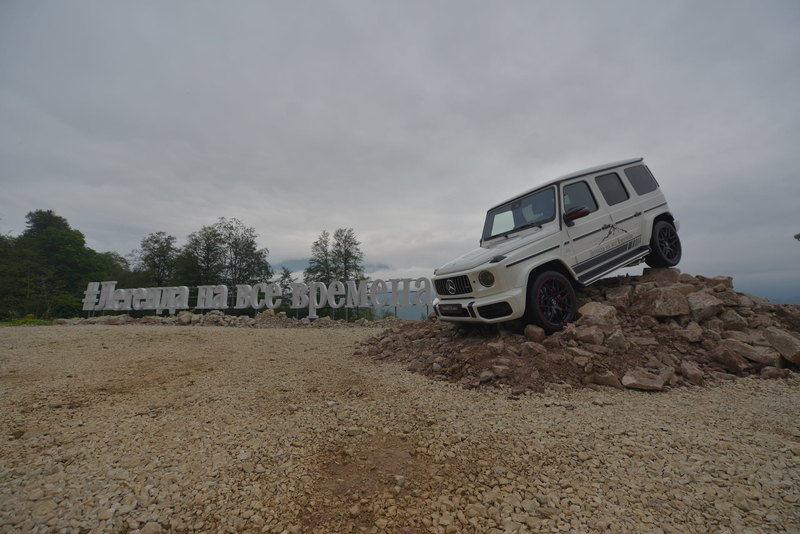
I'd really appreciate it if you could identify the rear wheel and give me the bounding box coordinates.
[526,271,576,332]
[645,221,682,268]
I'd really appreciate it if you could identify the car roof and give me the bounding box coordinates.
[488,157,644,211]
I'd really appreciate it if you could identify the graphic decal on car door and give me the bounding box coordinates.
[561,179,613,267]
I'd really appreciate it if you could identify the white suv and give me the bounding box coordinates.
[432,158,681,331]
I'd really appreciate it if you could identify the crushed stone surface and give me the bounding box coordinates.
[1,325,798,533]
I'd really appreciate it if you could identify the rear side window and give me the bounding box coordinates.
[563,181,598,214]
[624,165,659,195]
[595,173,629,206]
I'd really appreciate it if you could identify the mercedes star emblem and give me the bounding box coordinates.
[446,279,457,295]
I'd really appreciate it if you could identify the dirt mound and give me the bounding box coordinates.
[357,268,800,393]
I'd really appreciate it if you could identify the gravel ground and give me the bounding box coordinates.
[1,325,798,534]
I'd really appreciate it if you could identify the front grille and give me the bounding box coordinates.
[477,302,513,319]
[434,275,472,296]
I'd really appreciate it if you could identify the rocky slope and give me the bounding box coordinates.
[358,268,800,392]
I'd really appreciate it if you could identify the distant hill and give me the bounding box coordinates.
[771,296,800,305]
[275,259,390,275]
[275,259,309,272]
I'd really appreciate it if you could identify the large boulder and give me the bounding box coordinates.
[605,329,629,351]
[621,367,674,391]
[715,290,741,307]
[523,324,546,343]
[721,339,778,366]
[686,291,724,322]
[591,370,623,388]
[679,361,705,385]
[719,309,747,331]
[737,294,757,308]
[710,347,752,373]
[576,302,618,325]
[675,321,704,343]
[604,286,632,310]
[751,347,783,368]
[775,305,800,331]
[763,327,800,364]
[633,288,689,318]
[573,325,605,345]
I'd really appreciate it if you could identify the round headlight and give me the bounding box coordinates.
[478,270,495,287]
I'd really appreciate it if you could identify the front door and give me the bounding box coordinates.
[561,179,613,269]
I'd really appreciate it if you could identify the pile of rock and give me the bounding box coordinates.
[358,268,800,392]
[55,309,388,329]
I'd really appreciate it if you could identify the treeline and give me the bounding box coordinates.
[0,210,132,319]
[0,209,366,320]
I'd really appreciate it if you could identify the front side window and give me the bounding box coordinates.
[595,172,629,206]
[483,187,555,240]
[624,165,659,195]
[563,181,598,214]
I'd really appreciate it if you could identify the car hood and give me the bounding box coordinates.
[434,227,558,276]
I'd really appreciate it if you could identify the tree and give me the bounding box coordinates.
[1,210,133,318]
[23,209,71,237]
[133,232,178,286]
[304,228,366,320]
[277,267,296,311]
[304,230,334,286]
[217,218,272,286]
[16,224,94,317]
[174,225,226,286]
[0,232,22,318]
[332,228,365,282]
[174,218,271,287]
[92,251,140,288]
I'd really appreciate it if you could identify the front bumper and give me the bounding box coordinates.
[433,286,526,324]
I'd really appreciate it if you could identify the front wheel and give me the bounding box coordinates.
[645,221,682,268]
[526,271,576,332]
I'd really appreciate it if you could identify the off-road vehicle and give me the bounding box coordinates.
[432,158,681,331]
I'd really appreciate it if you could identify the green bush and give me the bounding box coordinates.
[0,317,53,327]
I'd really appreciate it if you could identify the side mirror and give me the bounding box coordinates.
[564,206,590,227]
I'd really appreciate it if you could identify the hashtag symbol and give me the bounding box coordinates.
[82,282,101,311]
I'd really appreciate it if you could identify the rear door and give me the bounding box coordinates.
[594,171,642,248]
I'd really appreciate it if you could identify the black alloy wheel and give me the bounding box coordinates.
[527,270,576,332]
[645,220,682,268]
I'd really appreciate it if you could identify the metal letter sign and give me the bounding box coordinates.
[83,279,434,318]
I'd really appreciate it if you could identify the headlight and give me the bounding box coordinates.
[478,270,495,287]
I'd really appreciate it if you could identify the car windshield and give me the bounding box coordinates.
[483,187,556,241]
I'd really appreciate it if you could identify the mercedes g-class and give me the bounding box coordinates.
[432,158,681,331]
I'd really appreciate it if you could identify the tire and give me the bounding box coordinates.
[526,271,576,332]
[645,221,682,268]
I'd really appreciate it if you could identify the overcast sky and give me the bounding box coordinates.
[1,1,799,299]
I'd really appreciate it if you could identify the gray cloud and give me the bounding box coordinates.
[1,1,798,298]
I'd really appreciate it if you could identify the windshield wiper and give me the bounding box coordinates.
[486,222,543,241]
[513,222,543,233]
